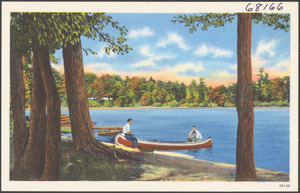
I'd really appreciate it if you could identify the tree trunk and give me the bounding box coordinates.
[18,51,47,180]
[35,46,61,181]
[235,13,257,181]
[62,40,135,159]
[10,46,29,180]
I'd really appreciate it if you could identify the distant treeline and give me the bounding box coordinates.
[23,65,289,108]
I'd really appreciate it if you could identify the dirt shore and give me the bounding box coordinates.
[61,136,289,181]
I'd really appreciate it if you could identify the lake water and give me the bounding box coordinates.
[27,108,290,173]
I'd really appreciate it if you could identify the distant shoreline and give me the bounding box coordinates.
[25,106,289,110]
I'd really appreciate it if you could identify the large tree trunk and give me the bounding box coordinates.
[10,46,29,180]
[235,13,257,181]
[62,40,134,159]
[35,46,61,181]
[18,51,47,180]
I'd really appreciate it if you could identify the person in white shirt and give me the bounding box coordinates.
[122,118,138,148]
[187,126,202,142]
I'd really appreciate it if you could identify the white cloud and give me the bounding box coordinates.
[173,62,204,73]
[140,46,153,57]
[157,32,190,50]
[128,26,155,38]
[133,59,156,68]
[194,43,233,58]
[254,39,275,58]
[133,54,171,68]
[133,46,172,68]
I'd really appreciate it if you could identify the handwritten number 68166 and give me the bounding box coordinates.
[246,3,283,12]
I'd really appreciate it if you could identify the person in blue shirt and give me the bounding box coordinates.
[187,126,202,142]
[122,118,138,148]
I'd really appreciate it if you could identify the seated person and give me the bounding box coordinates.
[187,126,202,142]
[122,118,138,148]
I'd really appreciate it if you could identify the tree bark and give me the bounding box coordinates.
[10,46,29,180]
[18,51,47,180]
[62,40,135,159]
[35,46,61,181]
[235,13,257,181]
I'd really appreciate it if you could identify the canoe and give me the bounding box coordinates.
[114,133,213,152]
[97,129,122,136]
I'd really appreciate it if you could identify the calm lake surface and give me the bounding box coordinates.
[30,108,290,173]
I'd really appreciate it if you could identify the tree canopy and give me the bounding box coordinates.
[172,13,290,32]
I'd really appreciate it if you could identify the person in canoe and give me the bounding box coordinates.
[122,118,138,148]
[187,126,202,142]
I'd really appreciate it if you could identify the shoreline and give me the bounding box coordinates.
[61,136,289,181]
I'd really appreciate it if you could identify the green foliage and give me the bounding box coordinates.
[103,101,113,108]
[172,13,289,33]
[61,99,68,107]
[10,12,132,62]
[275,100,289,107]
[188,103,199,107]
[252,13,290,32]
[152,103,162,107]
[61,127,72,133]
[169,100,181,107]
[85,72,98,94]
[172,13,237,32]
[208,102,218,107]
[88,100,101,107]
[22,57,32,108]
[85,73,289,108]
[52,68,66,103]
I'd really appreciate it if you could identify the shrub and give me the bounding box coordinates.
[275,100,289,107]
[180,99,186,104]
[181,103,189,107]
[198,102,207,107]
[88,100,100,107]
[152,102,162,107]
[224,102,235,107]
[114,100,120,107]
[103,100,113,107]
[169,100,180,107]
[188,103,198,107]
[208,102,218,107]
[129,101,136,107]
[134,102,142,107]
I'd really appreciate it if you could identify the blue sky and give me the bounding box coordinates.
[53,13,290,87]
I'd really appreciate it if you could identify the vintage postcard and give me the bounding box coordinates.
[1,1,298,192]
